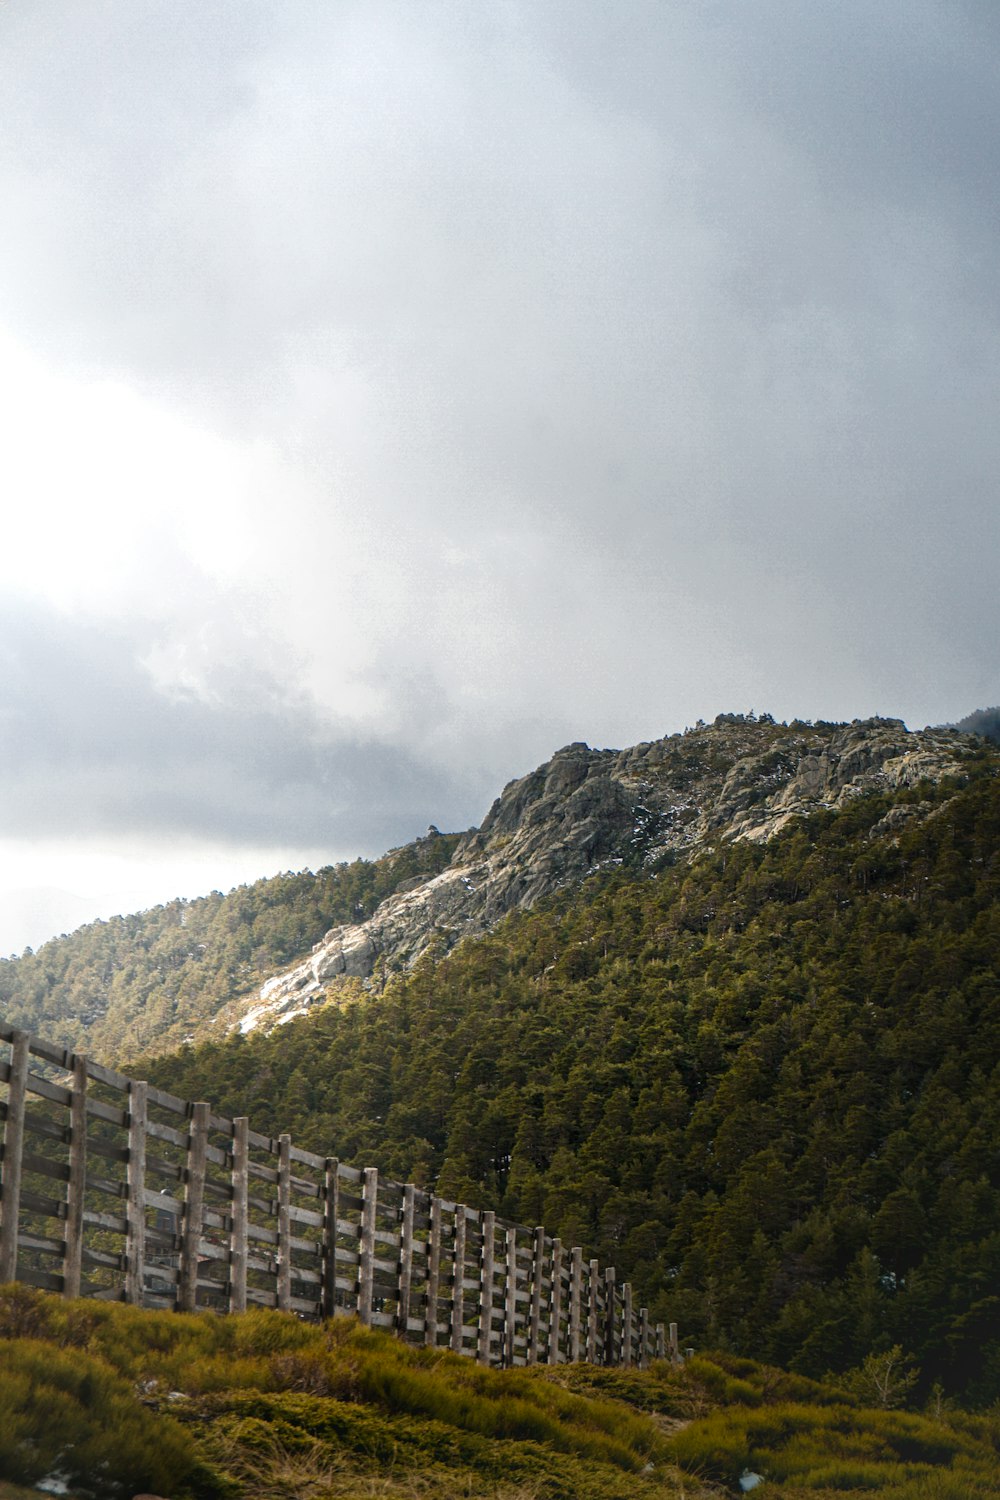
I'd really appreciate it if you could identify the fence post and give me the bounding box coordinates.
[604,1266,616,1365]
[639,1306,649,1369]
[358,1167,378,1326]
[503,1226,517,1368]
[0,1029,29,1283]
[450,1205,466,1353]
[424,1195,442,1346]
[655,1322,666,1361]
[230,1118,249,1314]
[669,1321,680,1362]
[64,1054,88,1299]
[478,1210,495,1364]
[179,1102,210,1312]
[623,1283,633,1368]
[276,1134,292,1312]
[569,1245,583,1362]
[527,1225,544,1365]
[322,1158,339,1320]
[125,1080,147,1306]
[547,1237,563,1364]
[397,1183,415,1337]
[587,1257,600,1364]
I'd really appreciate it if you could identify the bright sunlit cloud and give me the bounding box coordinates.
[0,330,269,612]
[0,836,340,958]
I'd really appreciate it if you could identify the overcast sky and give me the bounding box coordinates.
[1,0,998,955]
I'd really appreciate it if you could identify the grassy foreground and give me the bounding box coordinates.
[0,1286,998,1499]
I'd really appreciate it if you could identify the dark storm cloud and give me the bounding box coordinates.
[0,602,480,850]
[0,0,998,755]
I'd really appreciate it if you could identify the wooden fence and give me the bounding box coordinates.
[0,1024,678,1368]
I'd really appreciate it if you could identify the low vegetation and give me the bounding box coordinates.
[1,1287,999,1499]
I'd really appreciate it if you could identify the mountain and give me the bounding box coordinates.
[0,714,971,1062]
[3,710,999,1401]
[954,705,1000,743]
[229,715,968,1034]
[143,728,1000,1403]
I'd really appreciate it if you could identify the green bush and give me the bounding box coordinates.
[0,1338,205,1496]
[669,1394,1000,1497]
[4,1292,999,1499]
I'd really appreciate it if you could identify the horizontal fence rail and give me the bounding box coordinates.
[0,1024,679,1369]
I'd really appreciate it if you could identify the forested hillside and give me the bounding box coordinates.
[0,714,974,1059]
[0,829,460,1060]
[146,748,1000,1404]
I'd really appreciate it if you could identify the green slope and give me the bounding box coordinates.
[0,829,460,1061]
[145,748,1000,1402]
[2,1287,999,1499]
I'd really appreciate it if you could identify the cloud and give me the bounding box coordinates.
[0,600,481,851]
[0,0,997,815]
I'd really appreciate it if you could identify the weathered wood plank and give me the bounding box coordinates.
[357,1166,378,1326]
[604,1266,617,1367]
[64,1054,87,1300]
[322,1157,339,1319]
[82,1136,129,1166]
[144,1119,187,1149]
[503,1226,517,1369]
[24,1033,74,1070]
[14,1112,68,1148]
[424,1195,442,1347]
[247,1160,280,1186]
[286,1203,323,1229]
[20,1150,71,1184]
[478,1210,496,1365]
[86,1171,128,1201]
[143,1083,189,1116]
[83,1057,131,1091]
[18,1231,65,1257]
[547,1238,563,1365]
[569,1245,583,1363]
[230,1117,249,1314]
[288,1143,325,1170]
[18,1266,64,1292]
[178,1102,209,1312]
[84,1096,128,1128]
[83,1208,129,1235]
[22,1074,72,1109]
[0,1030,30,1281]
[450,1206,466,1353]
[82,1245,127,1271]
[527,1225,544,1365]
[623,1282,633,1369]
[277,1133,292,1313]
[397,1183,415,1337]
[125,1080,147,1305]
[587,1257,599,1364]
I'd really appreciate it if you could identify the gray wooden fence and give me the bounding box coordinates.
[0,1023,678,1368]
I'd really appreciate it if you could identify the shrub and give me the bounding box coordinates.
[0,1339,206,1497]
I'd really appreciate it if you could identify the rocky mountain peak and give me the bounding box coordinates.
[226,715,972,1036]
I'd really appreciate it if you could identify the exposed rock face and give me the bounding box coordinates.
[229,716,971,1034]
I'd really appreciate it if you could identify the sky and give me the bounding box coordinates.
[1,0,998,956]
